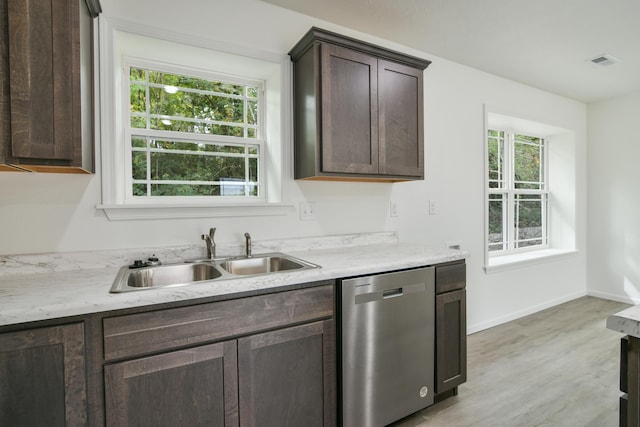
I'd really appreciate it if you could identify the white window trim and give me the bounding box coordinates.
[483,105,577,272]
[95,17,294,220]
[484,248,578,274]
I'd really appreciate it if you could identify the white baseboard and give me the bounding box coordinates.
[586,289,640,305]
[467,290,587,335]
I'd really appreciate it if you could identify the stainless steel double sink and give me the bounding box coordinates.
[110,253,320,293]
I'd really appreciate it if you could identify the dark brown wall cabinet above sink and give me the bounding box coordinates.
[0,0,101,173]
[289,27,431,182]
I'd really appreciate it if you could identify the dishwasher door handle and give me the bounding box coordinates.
[383,288,403,299]
[354,283,426,304]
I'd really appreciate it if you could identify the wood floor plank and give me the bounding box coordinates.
[392,296,630,427]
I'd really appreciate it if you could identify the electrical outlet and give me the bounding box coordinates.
[300,202,316,221]
[429,200,437,215]
[447,241,462,250]
[390,201,399,217]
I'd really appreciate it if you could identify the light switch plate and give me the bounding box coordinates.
[300,202,316,220]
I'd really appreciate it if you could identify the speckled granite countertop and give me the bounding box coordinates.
[607,305,640,338]
[0,232,468,327]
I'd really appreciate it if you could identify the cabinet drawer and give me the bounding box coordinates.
[435,262,466,294]
[103,284,334,361]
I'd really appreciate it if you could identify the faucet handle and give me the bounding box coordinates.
[244,232,252,258]
[209,227,216,239]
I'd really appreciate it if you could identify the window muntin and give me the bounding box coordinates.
[487,130,548,254]
[488,130,505,189]
[126,65,264,200]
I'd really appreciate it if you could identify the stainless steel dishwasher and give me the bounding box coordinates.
[339,267,435,427]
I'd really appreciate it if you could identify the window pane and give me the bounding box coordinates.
[151,184,221,196]
[249,157,258,182]
[132,183,147,196]
[220,179,245,196]
[150,152,245,182]
[130,67,146,82]
[488,130,504,189]
[130,84,146,113]
[148,71,244,96]
[132,151,146,180]
[128,66,263,199]
[247,86,258,98]
[514,135,544,190]
[488,193,506,252]
[514,194,546,248]
[132,137,147,148]
[131,115,146,129]
[149,87,243,123]
[247,100,258,125]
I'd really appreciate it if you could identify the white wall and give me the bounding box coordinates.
[0,0,589,333]
[587,91,640,304]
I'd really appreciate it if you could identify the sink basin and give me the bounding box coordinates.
[219,255,309,275]
[111,262,222,292]
[110,253,320,293]
[127,263,222,288]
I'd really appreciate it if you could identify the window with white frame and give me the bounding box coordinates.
[487,129,549,254]
[97,21,290,220]
[126,64,264,199]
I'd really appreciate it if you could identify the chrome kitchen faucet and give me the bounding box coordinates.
[201,227,216,259]
[244,232,252,258]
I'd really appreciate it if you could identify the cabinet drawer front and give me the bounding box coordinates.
[103,284,334,361]
[435,262,466,294]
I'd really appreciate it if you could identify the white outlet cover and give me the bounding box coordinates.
[300,202,316,220]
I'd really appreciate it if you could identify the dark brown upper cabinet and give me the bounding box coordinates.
[0,0,101,173]
[289,27,430,182]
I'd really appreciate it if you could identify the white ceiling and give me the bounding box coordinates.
[261,0,640,103]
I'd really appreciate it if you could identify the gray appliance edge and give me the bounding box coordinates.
[339,267,435,427]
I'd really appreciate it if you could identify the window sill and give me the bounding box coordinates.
[97,203,295,221]
[484,248,577,274]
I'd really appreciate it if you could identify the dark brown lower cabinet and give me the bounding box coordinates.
[104,341,238,426]
[435,261,467,396]
[435,289,467,393]
[104,320,335,427]
[0,323,87,427]
[620,335,640,427]
[238,319,335,427]
[102,284,336,427]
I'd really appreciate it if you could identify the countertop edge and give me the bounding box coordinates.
[0,242,469,328]
[607,306,640,338]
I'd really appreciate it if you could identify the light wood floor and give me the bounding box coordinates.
[392,296,631,427]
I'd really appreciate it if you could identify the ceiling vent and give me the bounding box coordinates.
[586,54,620,66]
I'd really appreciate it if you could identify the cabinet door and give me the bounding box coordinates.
[5,0,80,162]
[320,43,378,175]
[436,289,467,393]
[378,59,424,177]
[0,323,87,427]
[104,341,238,427]
[623,336,640,427]
[238,319,336,427]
